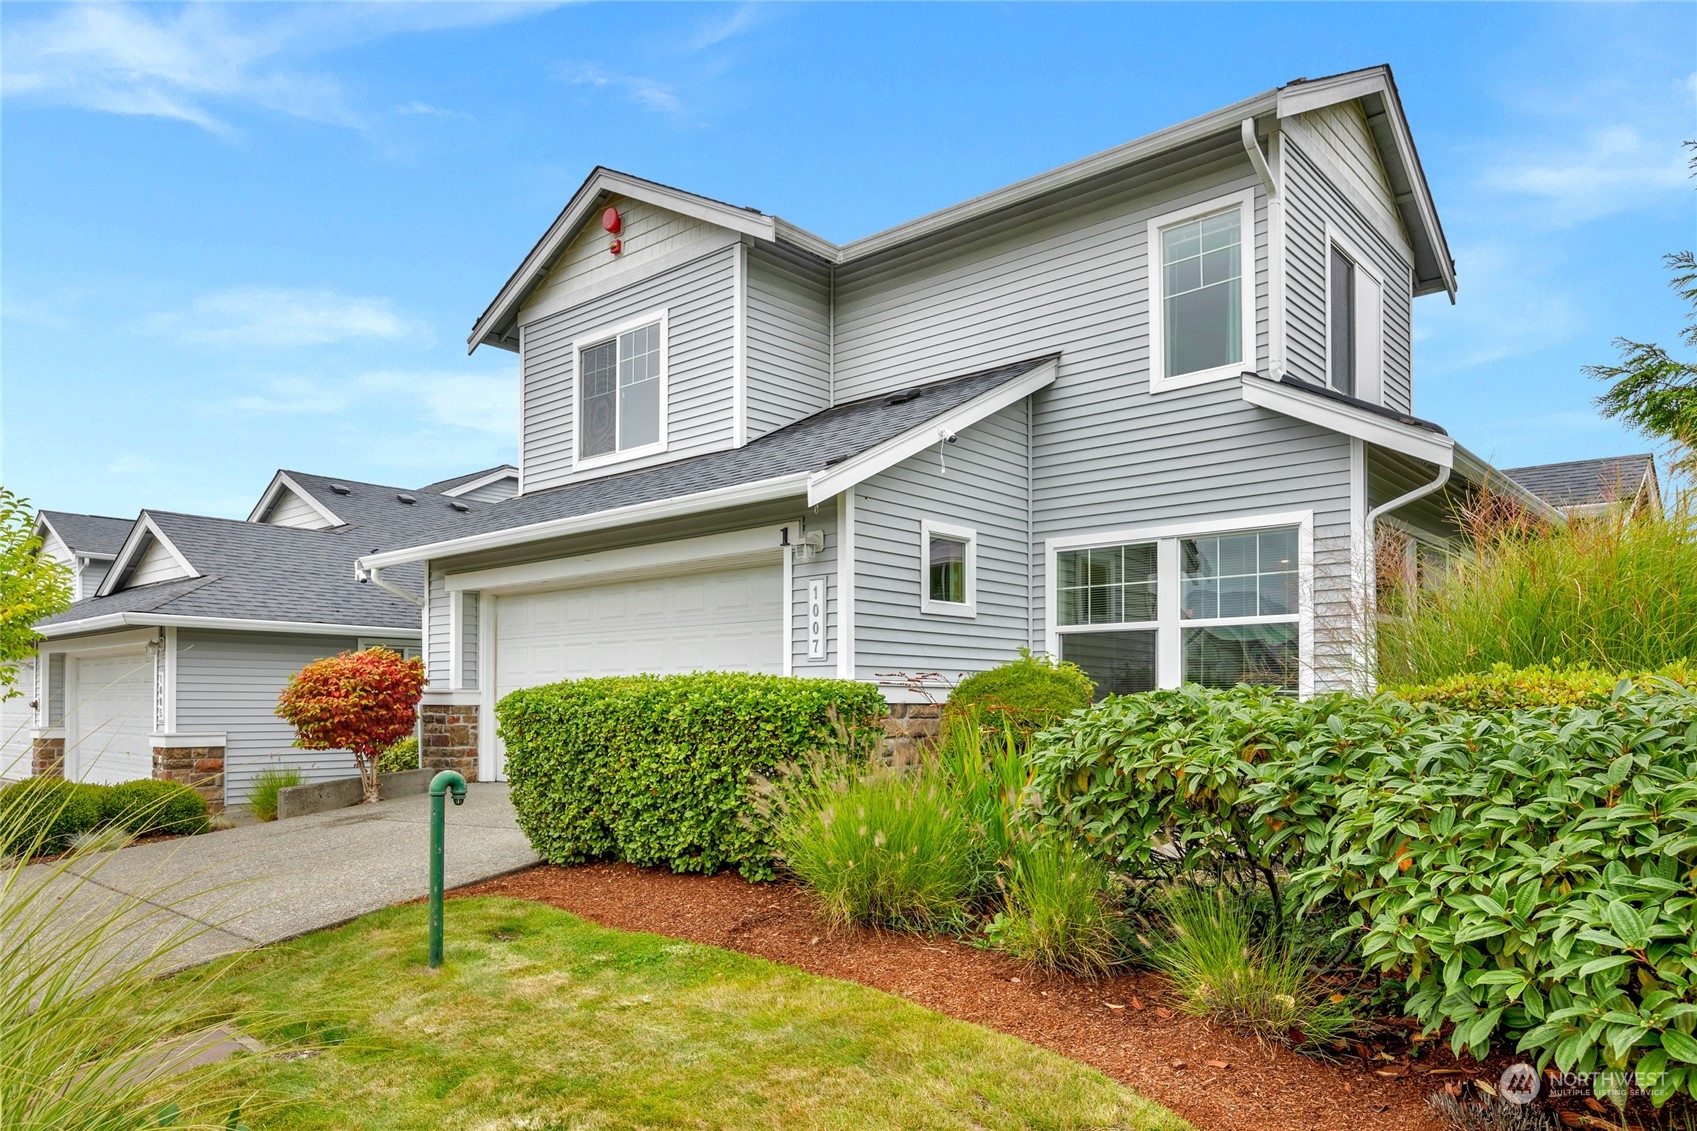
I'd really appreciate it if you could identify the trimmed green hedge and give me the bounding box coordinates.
[497,672,887,880]
[1390,661,1694,711]
[1028,681,1697,1105]
[947,651,1094,738]
[0,777,208,855]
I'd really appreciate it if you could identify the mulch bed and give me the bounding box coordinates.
[456,863,1477,1131]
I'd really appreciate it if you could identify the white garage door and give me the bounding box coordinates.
[494,562,785,701]
[1,657,35,781]
[68,652,154,784]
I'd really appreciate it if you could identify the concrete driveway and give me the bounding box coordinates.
[25,784,538,972]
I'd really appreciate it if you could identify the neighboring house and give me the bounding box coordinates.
[1504,454,1662,519]
[358,64,1558,785]
[418,465,523,504]
[1,512,134,780]
[22,468,497,808]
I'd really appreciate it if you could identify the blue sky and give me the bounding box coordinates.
[2,2,1692,520]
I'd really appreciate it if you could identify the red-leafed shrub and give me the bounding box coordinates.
[276,648,427,803]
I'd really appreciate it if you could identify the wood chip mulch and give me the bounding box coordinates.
[454,863,1454,1131]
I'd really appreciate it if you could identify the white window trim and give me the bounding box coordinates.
[1044,510,1314,698]
[1148,188,1258,394]
[1323,223,1386,403]
[920,519,977,618]
[570,307,670,472]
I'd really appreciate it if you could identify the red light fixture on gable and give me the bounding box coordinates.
[602,206,623,255]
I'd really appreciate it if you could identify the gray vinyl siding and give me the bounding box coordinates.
[787,501,840,674]
[426,569,451,687]
[460,591,479,690]
[1283,138,1416,415]
[519,244,737,494]
[173,629,362,806]
[47,654,65,725]
[452,479,519,504]
[746,244,832,441]
[80,560,112,599]
[853,401,1032,682]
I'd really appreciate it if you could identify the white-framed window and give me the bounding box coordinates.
[1148,189,1257,392]
[1047,513,1311,698]
[572,309,669,469]
[1325,226,1384,403]
[920,520,977,618]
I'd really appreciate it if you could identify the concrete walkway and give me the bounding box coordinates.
[25,784,537,972]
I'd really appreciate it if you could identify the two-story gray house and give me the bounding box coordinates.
[359,66,1554,783]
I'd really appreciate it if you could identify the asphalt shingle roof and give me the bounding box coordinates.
[38,511,134,557]
[416,466,517,494]
[1502,455,1658,510]
[380,355,1058,553]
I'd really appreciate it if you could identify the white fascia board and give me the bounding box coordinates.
[96,513,201,598]
[357,472,814,572]
[37,613,422,639]
[836,91,1279,264]
[245,471,345,527]
[1240,374,1454,468]
[805,360,1059,506]
[438,466,520,498]
[470,168,780,353]
[1450,444,1565,523]
[1276,67,1455,301]
[445,524,786,594]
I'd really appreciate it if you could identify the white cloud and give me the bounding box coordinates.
[140,287,429,348]
[213,369,517,440]
[562,63,682,115]
[1417,241,1586,374]
[1478,125,1690,226]
[0,3,547,134]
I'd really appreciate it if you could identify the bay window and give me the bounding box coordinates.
[1051,517,1307,698]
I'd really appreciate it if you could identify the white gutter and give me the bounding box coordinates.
[356,563,426,608]
[356,472,814,572]
[1366,464,1451,532]
[38,613,422,640]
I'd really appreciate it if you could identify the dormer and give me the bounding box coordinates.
[469,169,834,496]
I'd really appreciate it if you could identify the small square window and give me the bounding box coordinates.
[921,522,976,617]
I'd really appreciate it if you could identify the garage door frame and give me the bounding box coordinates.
[447,522,800,782]
[61,633,158,785]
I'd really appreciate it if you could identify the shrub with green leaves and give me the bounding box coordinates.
[247,768,304,822]
[0,778,106,855]
[377,735,419,775]
[947,650,1094,738]
[776,763,989,931]
[498,672,887,880]
[104,779,209,836]
[1391,661,1695,711]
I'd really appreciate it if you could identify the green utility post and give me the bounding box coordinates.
[428,770,468,969]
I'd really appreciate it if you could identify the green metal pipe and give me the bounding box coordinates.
[428,770,467,969]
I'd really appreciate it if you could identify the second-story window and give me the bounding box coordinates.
[579,317,664,462]
[1326,230,1385,403]
[1148,190,1256,393]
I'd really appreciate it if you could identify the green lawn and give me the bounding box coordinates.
[157,897,1191,1130]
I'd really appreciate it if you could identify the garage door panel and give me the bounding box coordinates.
[495,561,784,699]
[69,652,153,785]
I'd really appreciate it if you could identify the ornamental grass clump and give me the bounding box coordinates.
[988,836,1126,977]
[246,768,304,822]
[1376,496,1697,683]
[776,764,989,932]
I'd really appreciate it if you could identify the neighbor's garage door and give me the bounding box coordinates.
[68,651,154,784]
[494,562,785,701]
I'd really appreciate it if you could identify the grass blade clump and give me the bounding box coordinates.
[1146,884,1358,1050]
[246,769,304,823]
[776,763,988,932]
[988,836,1125,977]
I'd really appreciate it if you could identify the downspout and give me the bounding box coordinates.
[356,562,426,609]
[1241,118,1286,380]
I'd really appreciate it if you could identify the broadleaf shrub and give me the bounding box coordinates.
[498,672,886,880]
[1390,661,1694,711]
[947,650,1094,739]
[103,780,209,836]
[0,777,209,855]
[1028,681,1697,1104]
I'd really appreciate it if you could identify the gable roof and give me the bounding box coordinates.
[1503,454,1661,513]
[471,65,1453,352]
[34,511,133,559]
[418,465,520,497]
[359,355,1058,570]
